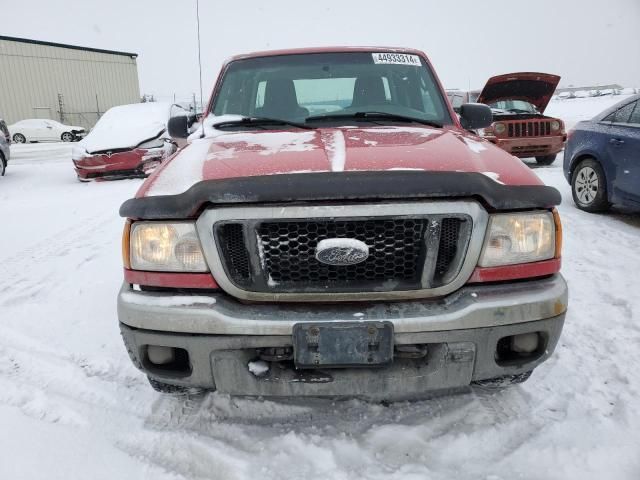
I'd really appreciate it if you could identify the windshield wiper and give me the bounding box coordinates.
[212,116,313,130]
[305,112,442,128]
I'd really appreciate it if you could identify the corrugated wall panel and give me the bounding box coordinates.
[0,38,140,129]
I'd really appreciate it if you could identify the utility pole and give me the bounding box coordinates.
[196,0,204,114]
[192,92,197,112]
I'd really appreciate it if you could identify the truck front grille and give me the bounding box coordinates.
[258,218,426,285]
[214,214,472,295]
[507,120,551,138]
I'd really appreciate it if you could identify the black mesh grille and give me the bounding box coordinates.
[434,218,462,283]
[215,215,471,294]
[257,219,426,287]
[217,223,251,282]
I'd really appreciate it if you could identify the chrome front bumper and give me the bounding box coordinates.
[118,275,567,398]
[118,275,567,336]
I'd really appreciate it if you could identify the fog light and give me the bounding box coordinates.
[511,333,539,354]
[147,345,175,365]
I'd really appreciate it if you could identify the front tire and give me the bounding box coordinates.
[535,154,556,165]
[147,377,190,395]
[473,371,532,389]
[13,133,26,144]
[571,158,610,212]
[61,132,74,142]
[0,153,6,176]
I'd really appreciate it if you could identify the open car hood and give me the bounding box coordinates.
[477,72,561,113]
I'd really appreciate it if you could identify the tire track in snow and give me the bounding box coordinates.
[0,212,116,306]
[0,326,148,422]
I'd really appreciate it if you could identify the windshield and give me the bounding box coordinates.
[212,52,452,126]
[488,99,538,114]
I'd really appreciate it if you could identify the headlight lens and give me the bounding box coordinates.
[550,120,561,131]
[493,123,506,134]
[130,222,208,272]
[479,212,556,267]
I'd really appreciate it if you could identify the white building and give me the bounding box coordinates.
[0,35,141,129]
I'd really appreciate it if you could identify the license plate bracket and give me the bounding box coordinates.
[293,321,394,368]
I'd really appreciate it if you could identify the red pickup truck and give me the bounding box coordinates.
[118,47,567,399]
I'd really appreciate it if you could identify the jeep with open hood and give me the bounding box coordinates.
[117,48,567,400]
[475,72,566,165]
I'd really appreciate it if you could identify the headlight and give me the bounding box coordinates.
[129,222,208,272]
[493,123,506,135]
[550,120,561,131]
[479,212,556,267]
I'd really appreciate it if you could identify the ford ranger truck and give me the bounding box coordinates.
[475,72,567,166]
[117,47,567,399]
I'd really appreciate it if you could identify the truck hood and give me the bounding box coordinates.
[476,72,561,113]
[140,125,543,197]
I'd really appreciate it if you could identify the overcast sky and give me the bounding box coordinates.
[4,0,639,103]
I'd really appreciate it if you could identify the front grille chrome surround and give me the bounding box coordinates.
[196,202,488,302]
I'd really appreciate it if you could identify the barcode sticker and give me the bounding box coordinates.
[371,53,421,65]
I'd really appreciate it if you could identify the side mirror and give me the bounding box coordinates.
[167,115,190,139]
[459,103,493,130]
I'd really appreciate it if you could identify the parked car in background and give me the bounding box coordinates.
[563,94,640,212]
[8,119,85,143]
[475,73,566,165]
[445,89,479,113]
[0,118,10,176]
[117,47,567,398]
[72,102,186,181]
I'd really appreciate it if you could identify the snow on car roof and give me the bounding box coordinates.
[79,102,177,154]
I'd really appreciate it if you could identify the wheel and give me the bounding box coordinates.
[571,158,610,212]
[147,377,190,395]
[535,154,556,165]
[13,133,26,144]
[0,153,5,176]
[472,371,532,389]
[61,132,74,142]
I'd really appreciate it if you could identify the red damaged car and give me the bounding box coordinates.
[73,102,186,181]
[117,47,567,399]
[475,72,566,165]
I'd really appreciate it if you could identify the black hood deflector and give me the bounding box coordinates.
[120,171,561,219]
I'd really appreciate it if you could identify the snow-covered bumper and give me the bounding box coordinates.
[118,275,567,399]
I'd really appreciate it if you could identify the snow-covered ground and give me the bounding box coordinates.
[7,142,74,165]
[1,95,639,480]
[545,93,631,131]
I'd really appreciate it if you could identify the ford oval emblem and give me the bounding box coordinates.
[315,238,369,266]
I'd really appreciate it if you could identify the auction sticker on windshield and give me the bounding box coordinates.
[372,52,421,65]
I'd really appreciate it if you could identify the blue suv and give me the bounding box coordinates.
[563,94,640,212]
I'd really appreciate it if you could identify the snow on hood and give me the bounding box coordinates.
[141,125,543,197]
[477,72,561,113]
[78,103,176,154]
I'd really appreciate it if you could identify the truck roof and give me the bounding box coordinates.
[226,46,428,63]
